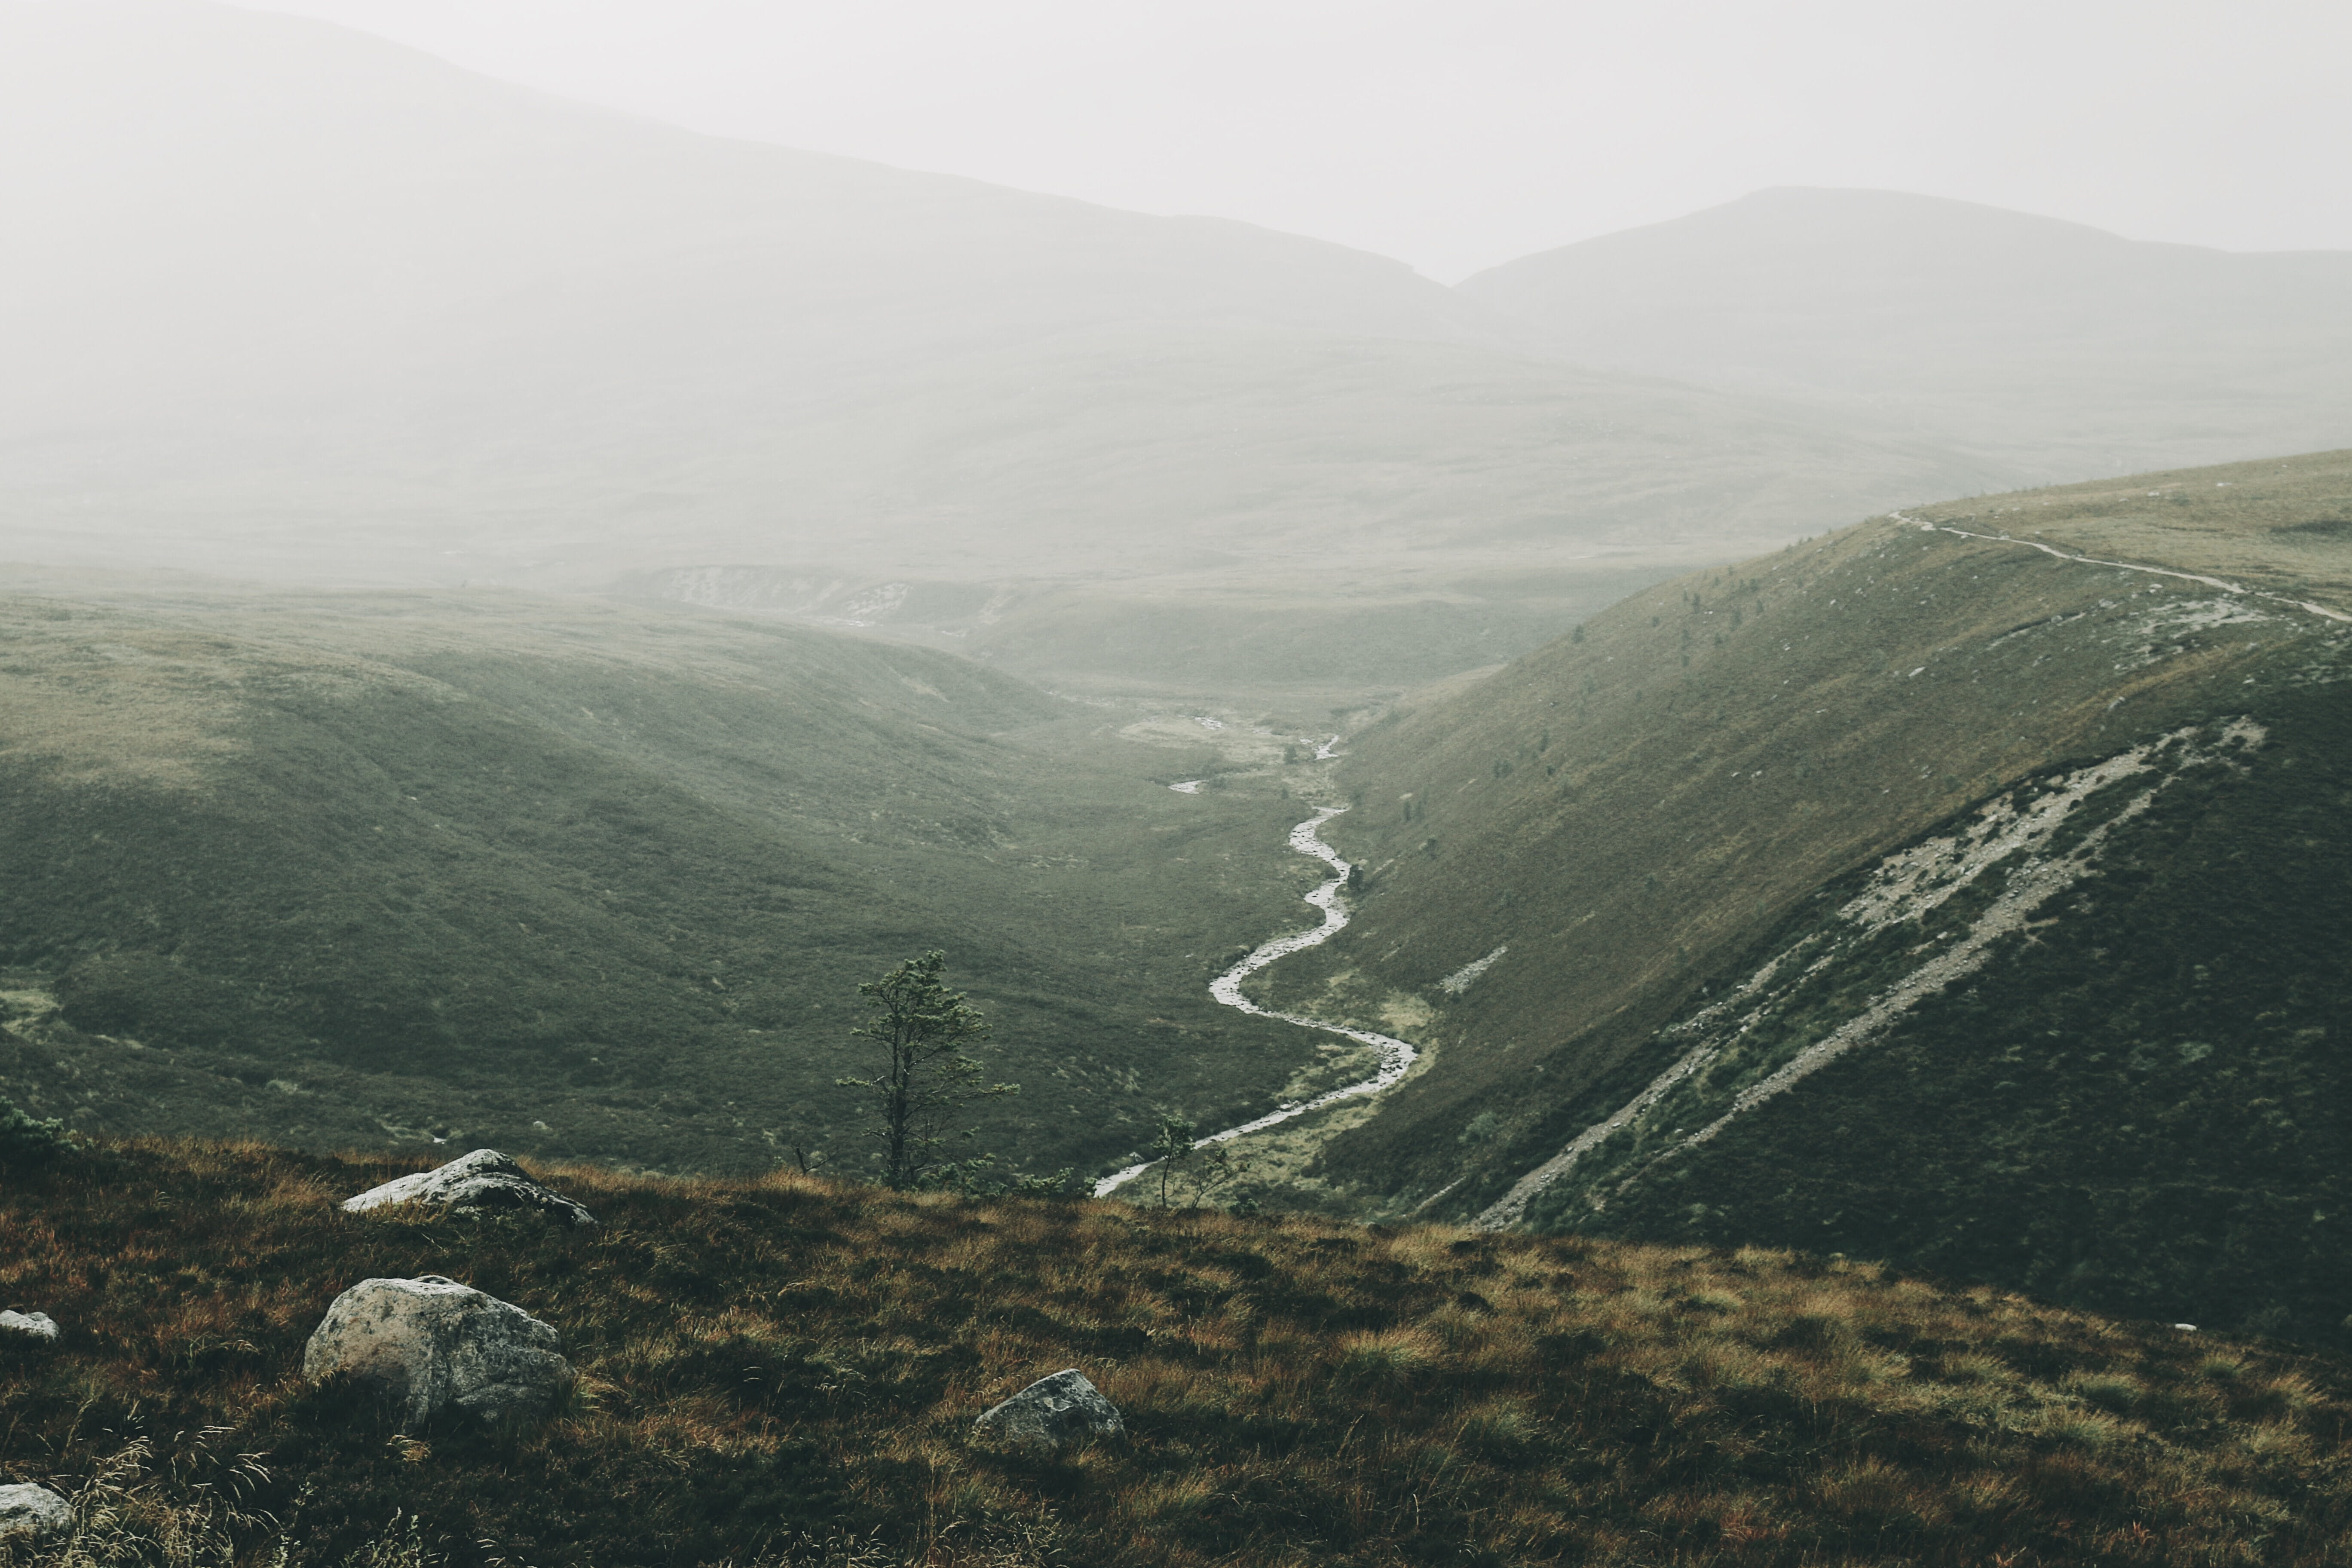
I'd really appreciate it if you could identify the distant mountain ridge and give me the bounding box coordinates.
[0,3,2017,701]
[1461,187,2352,478]
[0,0,1488,483]
[4,6,2346,699]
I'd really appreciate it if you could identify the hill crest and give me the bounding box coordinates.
[1237,448,2352,1344]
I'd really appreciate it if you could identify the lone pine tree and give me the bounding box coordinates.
[837,951,1017,1189]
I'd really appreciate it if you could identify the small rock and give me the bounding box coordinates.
[341,1148,594,1227]
[0,1310,59,1347]
[0,1482,69,1543]
[304,1276,573,1429]
[973,1369,1124,1451]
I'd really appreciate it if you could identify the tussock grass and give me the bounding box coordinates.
[6,1140,2352,1565]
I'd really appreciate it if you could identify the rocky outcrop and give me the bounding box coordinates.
[0,1309,59,1347]
[341,1149,595,1227]
[0,1483,69,1544]
[303,1276,573,1429]
[972,1369,1124,1451]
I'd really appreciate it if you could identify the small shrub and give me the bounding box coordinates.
[0,1094,74,1168]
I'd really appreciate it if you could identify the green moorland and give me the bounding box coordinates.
[0,579,1350,1182]
[9,1139,2352,1567]
[1239,449,2352,1340]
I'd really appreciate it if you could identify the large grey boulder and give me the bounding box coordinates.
[972,1369,1124,1451]
[303,1276,573,1429]
[0,1483,69,1544]
[341,1148,594,1227]
[0,1309,58,1348]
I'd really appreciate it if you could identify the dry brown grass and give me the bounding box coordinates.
[5,1139,2352,1565]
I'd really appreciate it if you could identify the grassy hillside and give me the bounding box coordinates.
[1243,449,2352,1339]
[1461,188,2352,482]
[1571,694,2352,1340]
[9,1139,2352,1566]
[0,579,1340,1180]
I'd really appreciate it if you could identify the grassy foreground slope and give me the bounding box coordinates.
[9,1139,2352,1567]
[0,580,1329,1179]
[1253,449,2352,1337]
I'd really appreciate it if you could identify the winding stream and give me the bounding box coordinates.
[1094,805,1421,1197]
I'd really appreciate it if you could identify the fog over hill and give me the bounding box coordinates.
[9,6,2346,700]
[1463,187,2352,481]
[0,0,2018,698]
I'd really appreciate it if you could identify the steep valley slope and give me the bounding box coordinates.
[1250,448,2352,1344]
[0,577,1337,1179]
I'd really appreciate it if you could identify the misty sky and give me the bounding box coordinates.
[236,0,2351,281]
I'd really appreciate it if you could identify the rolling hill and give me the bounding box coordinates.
[1242,448,2352,1345]
[9,18,2347,704]
[1461,187,2352,481]
[0,1,2021,701]
[0,572,1350,1179]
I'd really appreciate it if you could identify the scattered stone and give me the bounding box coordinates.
[0,1309,59,1347]
[341,1148,595,1227]
[0,1483,69,1543]
[303,1276,573,1429]
[972,1369,1124,1451]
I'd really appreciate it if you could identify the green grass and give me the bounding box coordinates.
[1568,680,2352,1344]
[0,586,1336,1181]
[10,1138,2352,1565]
[1235,449,2352,1329]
